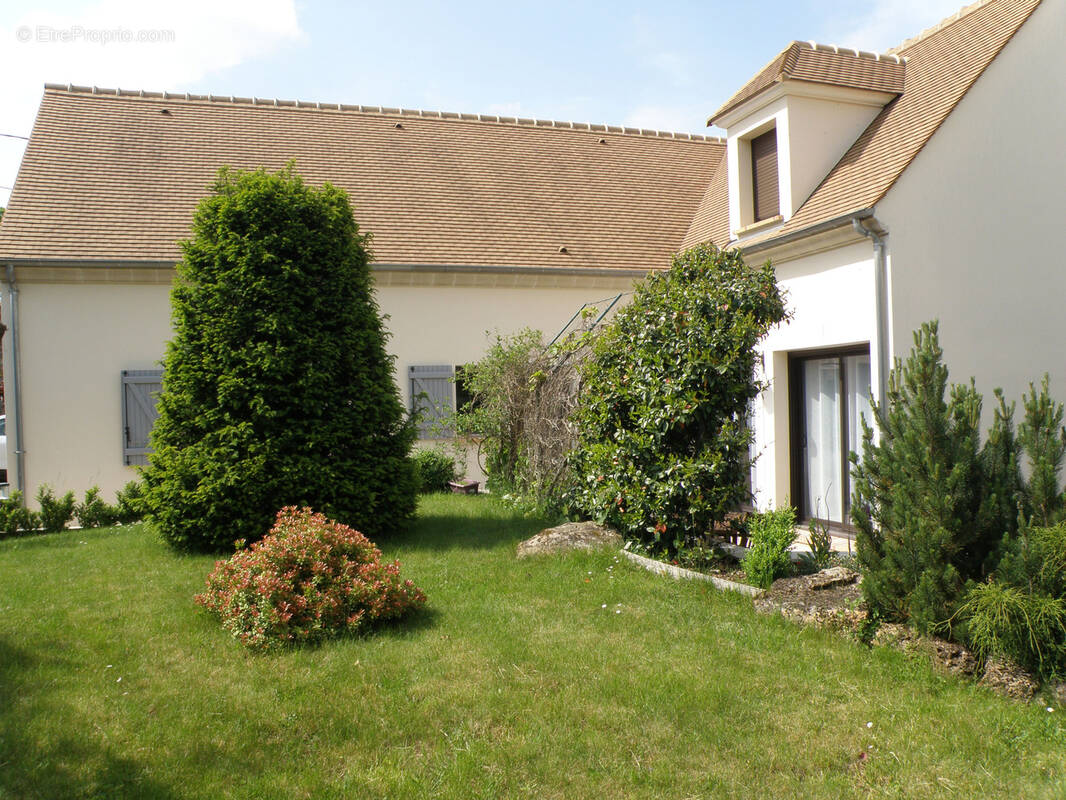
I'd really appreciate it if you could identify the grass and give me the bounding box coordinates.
[2,493,1064,799]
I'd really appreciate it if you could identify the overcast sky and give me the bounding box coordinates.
[0,0,969,207]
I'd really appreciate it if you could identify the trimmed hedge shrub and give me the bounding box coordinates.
[196,507,426,650]
[566,243,787,552]
[0,492,39,538]
[143,166,417,551]
[413,448,458,493]
[36,485,75,533]
[75,486,118,529]
[115,481,147,525]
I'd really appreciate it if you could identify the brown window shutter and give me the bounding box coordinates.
[751,129,779,222]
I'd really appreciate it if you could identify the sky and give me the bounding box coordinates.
[0,0,969,208]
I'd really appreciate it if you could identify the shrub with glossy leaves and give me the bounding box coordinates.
[143,165,416,551]
[566,243,787,552]
[196,507,426,650]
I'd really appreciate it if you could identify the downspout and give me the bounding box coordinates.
[851,217,889,411]
[5,264,25,496]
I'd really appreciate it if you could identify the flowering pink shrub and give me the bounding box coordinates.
[196,507,426,650]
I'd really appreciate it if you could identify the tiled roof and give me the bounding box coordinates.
[679,158,729,250]
[716,0,1040,250]
[0,86,724,271]
[709,41,906,125]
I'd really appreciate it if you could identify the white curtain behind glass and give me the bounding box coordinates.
[804,358,842,522]
[846,355,873,468]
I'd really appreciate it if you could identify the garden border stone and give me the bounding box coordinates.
[621,549,765,598]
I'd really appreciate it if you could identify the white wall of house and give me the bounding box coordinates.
[3,268,635,505]
[720,85,893,237]
[750,240,878,513]
[877,0,1066,425]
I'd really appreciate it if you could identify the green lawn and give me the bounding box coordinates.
[2,494,1063,799]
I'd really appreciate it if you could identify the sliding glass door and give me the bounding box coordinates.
[790,348,872,524]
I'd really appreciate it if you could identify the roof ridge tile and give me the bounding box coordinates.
[41,82,725,144]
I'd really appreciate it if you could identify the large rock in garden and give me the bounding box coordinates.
[808,565,860,590]
[516,522,622,558]
[979,656,1038,701]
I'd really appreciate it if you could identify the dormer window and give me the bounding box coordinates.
[750,128,779,222]
[709,41,904,240]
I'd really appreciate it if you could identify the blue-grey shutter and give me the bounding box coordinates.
[409,365,455,438]
[122,369,163,465]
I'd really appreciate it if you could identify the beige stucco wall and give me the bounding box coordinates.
[5,279,173,502]
[3,268,636,505]
[876,0,1065,427]
[750,240,878,512]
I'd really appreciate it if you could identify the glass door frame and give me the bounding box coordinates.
[788,344,871,530]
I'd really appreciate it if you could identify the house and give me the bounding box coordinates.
[691,0,1056,529]
[0,0,1059,537]
[0,82,721,500]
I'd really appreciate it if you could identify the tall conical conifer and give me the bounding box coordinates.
[143,166,416,551]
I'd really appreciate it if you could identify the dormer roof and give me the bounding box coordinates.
[684,0,1041,251]
[709,41,906,126]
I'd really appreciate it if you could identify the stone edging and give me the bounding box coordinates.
[621,550,765,598]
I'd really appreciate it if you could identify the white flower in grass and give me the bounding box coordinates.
[866,721,873,728]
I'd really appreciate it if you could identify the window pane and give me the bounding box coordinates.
[804,358,842,522]
[845,354,873,469]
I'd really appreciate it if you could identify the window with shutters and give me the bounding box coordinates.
[409,365,456,438]
[122,369,163,465]
[750,127,779,222]
[409,364,476,438]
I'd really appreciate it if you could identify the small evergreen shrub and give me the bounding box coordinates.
[958,522,1066,678]
[413,448,459,493]
[0,492,39,538]
[567,244,787,552]
[958,582,1066,680]
[743,507,797,589]
[196,507,426,650]
[36,485,75,533]
[75,486,119,529]
[115,481,147,525]
[1018,375,1066,527]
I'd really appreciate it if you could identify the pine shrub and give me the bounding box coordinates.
[850,322,1011,634]
[143,166,417,551]
[196,507,426,650]
[566,244,787,552]
[1018,375,1066,527]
